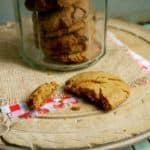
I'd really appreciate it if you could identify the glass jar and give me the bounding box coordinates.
[14,0,107,71]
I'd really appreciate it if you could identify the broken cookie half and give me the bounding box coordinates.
[65,71,130,111]
[28,82,58,110]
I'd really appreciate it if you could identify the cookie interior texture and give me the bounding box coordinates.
[65,71,130,111]
[28,82,58,110]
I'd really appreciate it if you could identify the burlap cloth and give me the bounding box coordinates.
[0,22,149,149]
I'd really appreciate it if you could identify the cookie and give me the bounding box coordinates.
[57,0,80,7]
[41,38,88,55]
[40,20,87,38]
[66,71,124,84]
[52,40,101,64]
[65,71,130,111]
[25,0,80,12]
[25,0,58,12]
[40,23,93,55]
[38,0,90,37]
[28,82,58,110]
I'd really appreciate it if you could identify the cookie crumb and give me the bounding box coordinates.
[71,104,80,111]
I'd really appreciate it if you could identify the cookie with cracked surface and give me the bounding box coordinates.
[38,0,90,37]
[28,82,58,110]
[65,71,130,111]
[40,22,93,55]
[25,0,58,12]
[52,40,101,64]
[57,0,80,7]
[25,0,80,12]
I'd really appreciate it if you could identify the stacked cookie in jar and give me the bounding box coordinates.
[25,0,101,64]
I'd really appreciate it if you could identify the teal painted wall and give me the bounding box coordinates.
[0,0,150,24]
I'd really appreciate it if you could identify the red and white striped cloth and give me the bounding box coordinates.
[0,96,79,119]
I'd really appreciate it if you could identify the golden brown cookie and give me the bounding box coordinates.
[42,21,87,38]
[25,0,80,12]
[40,23,93,55]
[25,0,58,12]
[65,71,130,111]
[28,82,58,110]
[41,38,87,55]
[66,71,124,84]
[38,0,90,37]
[57,0,80,7]
[52,40,101,64]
